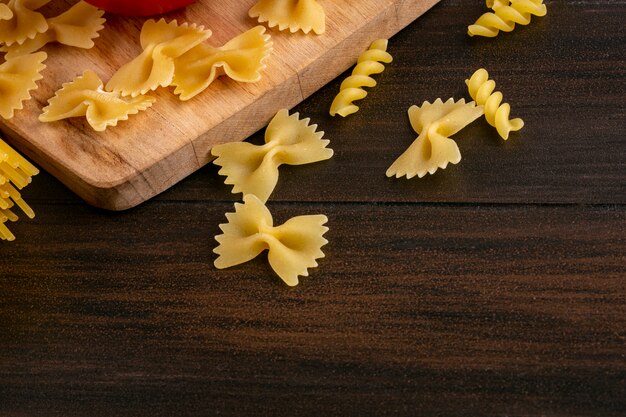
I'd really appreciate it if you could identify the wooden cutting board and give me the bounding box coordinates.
[0,0,440,210]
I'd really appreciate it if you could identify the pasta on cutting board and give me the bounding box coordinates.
[1,1,106,59]
[172,25,273,101]
[40,70,156,132]
[249,0,326,35]
[0,51,47,119]
[106,19,212,97]
[0,0,50,46]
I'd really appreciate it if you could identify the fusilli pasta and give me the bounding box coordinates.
[330,39,392,117]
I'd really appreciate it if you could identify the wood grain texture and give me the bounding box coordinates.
[0,0,439,210]
[1,202,625,416]
[1,1,625,416]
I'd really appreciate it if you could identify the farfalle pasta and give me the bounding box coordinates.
[330,39,392,117]
[0,136,39,241]
[214,194,329,287]
[0,51,46,119]
[249,0,326,35]
[106,18,211,97]
[468,0,547,38]
[386,98,484,179]
[172,25,273,101]
[0,0,50,46]
[212,109,333,202]
[40,70,156,132]
[1,1,106,59]
[0,3,12,20]
[466,68,524,140]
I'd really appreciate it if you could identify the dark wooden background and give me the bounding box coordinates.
[1,1,625,416]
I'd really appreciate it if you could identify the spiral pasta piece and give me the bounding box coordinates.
[466,68,524,140]
[329,39,393,117]
[468,0,547,38]
[0,136,39,241]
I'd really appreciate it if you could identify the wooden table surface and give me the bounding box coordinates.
[1,1,625,416]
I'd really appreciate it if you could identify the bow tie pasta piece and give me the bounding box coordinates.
[466,68,524,140]
[40,70,156,132]
[0,0,50,46]
[1,1,106,59]
[0,136,39,241]
[386,99,484,179]
[172,26,273,101]
[249,0,325,35]
[0,51,46,119]
[212,109,334,202]
[214,194,329,286]
[106,19,211,97]
[468,0,547,38]
[0,4,12,20]
[330,39,393,117]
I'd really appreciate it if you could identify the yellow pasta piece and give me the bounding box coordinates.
[0,136,39,241]
[1,1,105,59]
[106,19,211,97]
[40,70,156,132]
[466,68,524,140]
[0,0,50,46]
[214,194,329,287]
[249,0,325,35]
[0,4,13,20]
[212,109,333,202]
[172,26,273,101]
[330,39,392,117]
[0,51,46,119]
[468,0,547,38]
[386,98,484,179]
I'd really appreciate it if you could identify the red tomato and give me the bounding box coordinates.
[84,0,195,16]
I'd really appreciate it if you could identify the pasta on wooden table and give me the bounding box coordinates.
[330,39,392,117]
[466,68,524,140]
[468,0,547,38]
[40,70,156,132]
[212,109,334,203]
[0,137,39,241]
[214,194,329,287]
[0,51,46,119]
[172,26,273,101]
[0,0,50,46]
[249,0,326,35]
[106,19,211,97]
[1,1,106,59]
[387,98,484,179]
